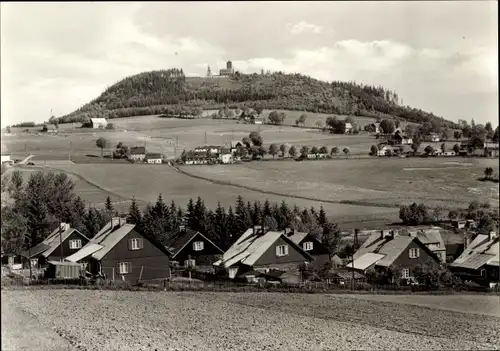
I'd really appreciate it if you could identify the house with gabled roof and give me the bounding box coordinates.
[213,227,313,279]
[22,223,89,269]
[65,220,171,283]
[286,230,330,267]
[408,227,446,262]
[90,118,108,129]
[346,230,441,282]
[129,147,146,161]
[449,232,499,287]
[166,229,224,272]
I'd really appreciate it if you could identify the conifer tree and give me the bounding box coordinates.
[105,196,114,213]
[263,199,272,217]
[127,197,142,225]
[317,205,327,226]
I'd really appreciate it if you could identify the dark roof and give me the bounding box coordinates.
[146,153,162,159]
[130,147,146,155]
[22,243,50,258]
[167,229,224,258]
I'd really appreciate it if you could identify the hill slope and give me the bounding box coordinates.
[59,68,457,128]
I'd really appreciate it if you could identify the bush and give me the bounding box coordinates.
[106,123,115,130]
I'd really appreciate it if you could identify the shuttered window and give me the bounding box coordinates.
[409,248,420,259]
[118,262,132,274]
[303,242,313,251]
[193,241,204,251]
[128,238,143,250]
[276,245,289,257]
[69,240,82,249]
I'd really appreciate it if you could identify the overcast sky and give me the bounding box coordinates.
[1,2,498,127]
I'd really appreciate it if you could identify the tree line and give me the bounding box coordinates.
[56,70,460,130]
[1,170,342,257]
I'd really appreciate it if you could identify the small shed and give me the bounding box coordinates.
[45,261,83,279]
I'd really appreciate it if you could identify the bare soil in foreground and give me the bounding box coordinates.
[2,290,499,351]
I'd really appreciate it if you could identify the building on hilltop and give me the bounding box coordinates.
[219,60,235,76]
[90,118,108,129]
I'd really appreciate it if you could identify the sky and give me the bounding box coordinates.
[1,1,498,128]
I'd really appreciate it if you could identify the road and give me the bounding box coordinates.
[1,295,75,351]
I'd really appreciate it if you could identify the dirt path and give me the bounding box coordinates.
[1,297,75,351]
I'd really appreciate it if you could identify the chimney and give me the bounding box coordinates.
[380,230,384,239]
[118,217,122,227]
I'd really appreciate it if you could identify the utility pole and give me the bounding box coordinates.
[351,245,355,291]
[204,131,207,145]
[25,143,27,156]
[59,222,64,262]
[68,141,72,161]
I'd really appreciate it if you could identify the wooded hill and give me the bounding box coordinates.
[59,68,458,128]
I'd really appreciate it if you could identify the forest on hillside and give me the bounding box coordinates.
[58,69,458,129]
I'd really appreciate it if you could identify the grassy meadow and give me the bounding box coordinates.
[2,114,496,229]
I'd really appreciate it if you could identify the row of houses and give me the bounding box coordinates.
[183,141,245,165]
[5,220,498,288]
[128,147,163,163]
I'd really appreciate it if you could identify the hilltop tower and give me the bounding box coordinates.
[206,65,212,77]
[219,60,235,76]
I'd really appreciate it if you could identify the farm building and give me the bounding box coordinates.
[129,147,146,161]
[345,230,442,283]
[65,220,171,284]
[451,220,467,229]
[427,133,441,142]
[90,118,108,129]
[213,227,313,279]
[145,153,162,164]
[42,124,58,133]
[22,223,89,269]
[306,153,328,159]
[253,117,264,125]
[1,154,11,164]
[287,230,330,268]
[484,142,499,157]
[331,253,349,268]
[443,151,456,157]
[391,130,413,145]
[407,227,446,262]
[219,152,233,164]
[343,122,353,134]
[194,145,220,155]
[166,229,224,272]
[449,232,499,287]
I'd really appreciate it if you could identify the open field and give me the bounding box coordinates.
[2,290,499,351]
[6,163,399,228]
[181,157,499,210]
[2,115,466,163]
[2,116,496,228]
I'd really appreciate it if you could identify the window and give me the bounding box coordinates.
[69,239,82,250]
[118,262,131,274]
[402,269,410,279]
[409,248,420,259]
[480,269,486,277]
[303,242,313,251]
[276,245,289,257]
[128,238,143,250]
[193,241,204,251]
[30,259,38,268]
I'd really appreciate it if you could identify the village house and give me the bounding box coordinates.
[449,232,499,288]
[213,227,313,279]
[407,227,447,262]
[90,118,108,129]
[306,153,328,160]
[42,124,58,133]
[253,116,264,125]
[65,220,171,283]
[22,223,89,269]
[391,130,413,145]
[345,230,442,283]
[442,151,456,157]
[145,153,163,164]
[427,133,441,142]
[286,230,330,268]
[331,253,349,268]
[219,147,233,164]
[129,146,146,162]
[166,229,224,272]
[230,140,244,153]
[484,142,499,157]
[369,122,381,134]
[184,153,209,165]
[343,122,354,134]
